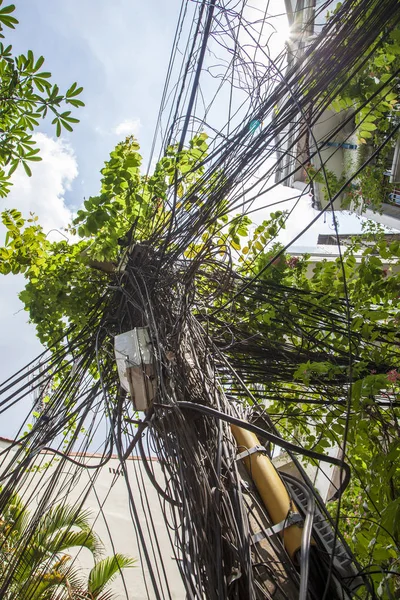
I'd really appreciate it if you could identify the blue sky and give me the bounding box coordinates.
[0,0,392,436]
[1,0,188,435]
[6,0,187,203]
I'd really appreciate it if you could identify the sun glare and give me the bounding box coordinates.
[275,17,291,43]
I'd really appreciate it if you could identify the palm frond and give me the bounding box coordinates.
[4,541,48,585]
[13,571,69,600]
[0,492,132,600]
[46,528,103,558]
[37,504,96,539]
[88,554,136,598]
[96,591,116,600]
[0,489,30,535]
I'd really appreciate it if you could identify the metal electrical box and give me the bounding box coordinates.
[114,328,156,411]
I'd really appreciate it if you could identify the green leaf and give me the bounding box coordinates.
[88,555,136,597]
[66,83,83,98]
[8,160,18,176]
[34,55,45,71]
[22,162,32,177]
[0,12,18,28]
[361,122,377,131]
[61,121,73,132]
[36,71,52,79]
[230,239,241,251]
[0,4,17,16]
[67,98,85,108]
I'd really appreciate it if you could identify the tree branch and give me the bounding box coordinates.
[87,259,116,274]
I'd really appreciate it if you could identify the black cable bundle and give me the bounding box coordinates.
[0,0,399,598]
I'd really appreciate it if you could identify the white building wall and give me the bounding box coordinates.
[0,438,185,600]
[273,447,340,503]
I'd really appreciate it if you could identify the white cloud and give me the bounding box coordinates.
[113,118,141,137]
[4,133,78,235]
[0,133,79,436]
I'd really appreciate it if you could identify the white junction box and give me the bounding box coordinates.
[114,328,156,411]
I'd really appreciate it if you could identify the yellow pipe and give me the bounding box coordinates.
[231,424,303,559]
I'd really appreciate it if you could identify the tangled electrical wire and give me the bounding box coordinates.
[1,0,400,598]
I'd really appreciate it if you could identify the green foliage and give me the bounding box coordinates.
[0,1,83,196]
[238,212,287,266]
[313,15,400,215]
[0,134,216,346]
[0,490,134,600]
[72,133,209,261]
[1,132,399,595]
[0,206,109,345]
[246,225,400,596]
[87,554,136,598]
[306,165,352,207]
[328,19,400,145]
[307,161,393,213]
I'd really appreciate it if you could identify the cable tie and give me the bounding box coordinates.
[235,445,267,461]
[251,513,303,545]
